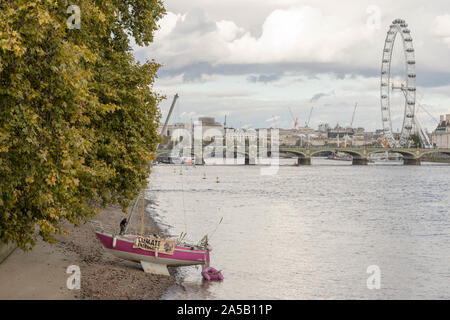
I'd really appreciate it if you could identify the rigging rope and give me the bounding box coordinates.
[208,214,223,241]
[180,163,188,235]
[124,194,140,234]
[177,97,188,237]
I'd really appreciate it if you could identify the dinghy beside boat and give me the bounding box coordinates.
[201,266,223,281]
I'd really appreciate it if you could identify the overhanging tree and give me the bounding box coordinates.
[0,0,165,250]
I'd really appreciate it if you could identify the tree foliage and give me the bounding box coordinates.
[0,0,165,249]
[409,134,421,148]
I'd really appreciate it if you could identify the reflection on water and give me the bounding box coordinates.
[145,159,450,299]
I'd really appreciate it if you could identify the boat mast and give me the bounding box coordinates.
[123,194,140,234]
[136,94,179,236]
[140,189,145,235]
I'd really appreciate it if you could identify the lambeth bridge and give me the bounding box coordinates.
[157,146,450,166]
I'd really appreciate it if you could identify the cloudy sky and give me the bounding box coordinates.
[133,0,450,131]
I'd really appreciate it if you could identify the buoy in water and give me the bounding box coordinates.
[202,173,206,180]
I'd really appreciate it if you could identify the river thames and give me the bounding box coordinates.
[145,159,450,299]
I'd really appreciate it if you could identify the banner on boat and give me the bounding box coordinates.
[133,236,175,255]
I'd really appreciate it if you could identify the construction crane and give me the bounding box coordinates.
[288,107,299,129]
[345,102,358,147]
[156,93,179,150]
[350,102,358,129]
[306,106,314,127]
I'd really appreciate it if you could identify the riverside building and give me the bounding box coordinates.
[432,114,450,148]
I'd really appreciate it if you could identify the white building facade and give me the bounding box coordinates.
[432,114,450,148]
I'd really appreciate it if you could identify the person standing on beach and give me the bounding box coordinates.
[119,218,128,235]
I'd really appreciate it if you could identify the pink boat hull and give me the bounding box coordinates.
[95,232,210,267]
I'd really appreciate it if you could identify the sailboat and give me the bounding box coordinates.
[93,191,211,276]
[93,94,211,276]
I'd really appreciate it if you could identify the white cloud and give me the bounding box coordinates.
[140,1,450,132]
[216,20,245,42]
[141,4,450,77]
[432,14,450,46]
[140,9,233,69]
[155,12,183,40]
[224,6,365,64]
[432,14,450,36]
[147,6,382,69]
[266,115,280,122]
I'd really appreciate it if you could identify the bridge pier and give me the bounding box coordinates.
[352,158,368,165]
[404,158,421,166]
[298,157,311,165]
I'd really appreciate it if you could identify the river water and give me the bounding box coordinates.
[145,159,450,299]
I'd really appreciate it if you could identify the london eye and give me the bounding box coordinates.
[380,18,416,147]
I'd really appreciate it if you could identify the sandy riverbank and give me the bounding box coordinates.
[0,199,176,300]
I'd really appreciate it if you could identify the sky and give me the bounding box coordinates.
[133,0,450,132]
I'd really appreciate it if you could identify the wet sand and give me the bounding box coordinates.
[0,199,175,300]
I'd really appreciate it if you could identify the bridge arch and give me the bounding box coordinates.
[368,149,417,159]
[418,149,450,159]
[278,149,307,158]
[310,149,365,159]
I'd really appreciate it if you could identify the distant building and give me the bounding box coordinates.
[225,128,256,141]
[296,127,316,135]
[198,117,224,140]
[279,129,299,146]
[279,127,316,146]
[198,116,222,127]
[327,124,354,139]
[318,123,330,133]
[432,114,450,148]
[165,122,190,136]
[375,129,384,136]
